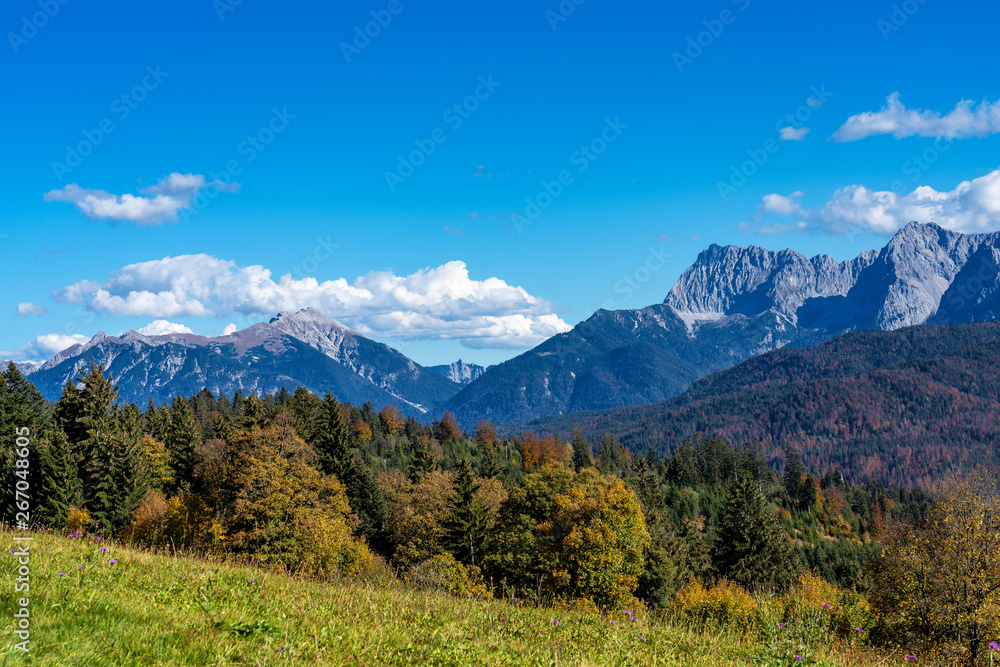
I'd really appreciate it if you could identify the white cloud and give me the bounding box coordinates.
[222,323,239,335]
[832,93,1000,142]
[779,126,810,141]
[58,257,573,348]
[136,320,194,336]
[1,333,89,363]
[749,168,1000,236]
[17,302,46,316]
[44,172,239,225]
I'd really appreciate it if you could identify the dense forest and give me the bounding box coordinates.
[532,321,1000,487]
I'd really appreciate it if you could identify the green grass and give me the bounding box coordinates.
[0,528,900,666]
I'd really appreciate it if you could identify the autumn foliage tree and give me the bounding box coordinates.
[870,468,1000,666]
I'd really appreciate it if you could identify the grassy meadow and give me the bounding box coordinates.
[0,528,907,667]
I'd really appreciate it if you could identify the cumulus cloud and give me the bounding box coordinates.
[58,257,572,348]
[1,333,89,363]
[17,302,46,316]
[833,93,1000,142]
[222,323,239,335]
[44,172,239,225]
[746,168,1000,236]
[779,127,810,141]
[136,320,194,336]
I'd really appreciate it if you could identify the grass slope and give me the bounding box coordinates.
[1,529,896,666]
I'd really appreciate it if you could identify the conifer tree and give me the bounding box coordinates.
[312,392,388,554]
[0,363,50,523]
[407,438,436,483]
[33,428,82,526]
[166,396,201,491]
[238,393,266,430]
[442,458,486,568]
[783,446,806,500]
[596,432,628,477]
[715,474,795,592]
[570,425,593,472]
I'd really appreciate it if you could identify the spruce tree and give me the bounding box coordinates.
[571,425,594,472]
[166,396,201,491]
[239,393,266,430]
[783,446,805,500]
[33,428,82,527]
[311,392,388,555]
[715,474,795,592]
[407,438,436,483]
[0,363,50,524]
[442,458,486,568]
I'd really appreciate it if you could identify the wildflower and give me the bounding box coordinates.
[623,610,632,615]
[610,619,615,624]
[68,534,76,539]
[58,573,66,577]
[821,603,831,608]
[905,656,917,660]
[640,636,646,642]
[552,619,558,626]
[100,547,108,553]
[989,642,1000,651]
[778,623,785,627]
[109,559,117,565]
[795,657,802,662]
[854,628,864,633]
[510,597,518,601]
[77,567,83,571]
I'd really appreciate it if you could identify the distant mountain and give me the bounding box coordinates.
[530,321,1000,487]
[0,361,37,376]
[24,309,461,414]
[428,360,488,385]
[446,222,1000,425]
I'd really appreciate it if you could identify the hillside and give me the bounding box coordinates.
[531,321,1000,487]
[0,528,895,666]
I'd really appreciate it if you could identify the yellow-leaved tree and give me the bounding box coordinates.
[536,469,650,609]
[870,468,1000,666]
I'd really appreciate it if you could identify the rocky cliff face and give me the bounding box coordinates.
[446,222,1000,425]
[429,360,488,385]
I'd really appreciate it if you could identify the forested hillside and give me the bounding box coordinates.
[531,321,1000,487]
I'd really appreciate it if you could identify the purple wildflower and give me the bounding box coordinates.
[906,656,917,660]
[109,559,117,564]
[854,628,864,633]
[100,547,108,553]
[77,567,83,571]
[58,573,66,577]
[989,642,999,651]
[640,636,646,642]
[795,657,802,662]
[778,623,785,627]
[822,603,831,608]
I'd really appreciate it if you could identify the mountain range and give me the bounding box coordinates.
[443,222,1000,424]
[8,222,1000,423]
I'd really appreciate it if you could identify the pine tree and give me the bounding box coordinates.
[596,433,628,477]
[33,428,82,526]
[311,393,388,554]
[314,392,351,478]
[678,517,712,584]
[715,474,795,592]
[783,446,806,500]
[407,438,436,483]
[239,393,266,430]
[0,363,50,524]
[166,396,201,491]
[442,458,486,568]
[571,425,594,472]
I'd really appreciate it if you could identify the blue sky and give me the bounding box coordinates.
[2,0,998,367]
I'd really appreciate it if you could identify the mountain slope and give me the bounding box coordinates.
[447,222,1000,425]
[25,310,461,413]
[428,360,488,385]
[531,321,1000,487]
